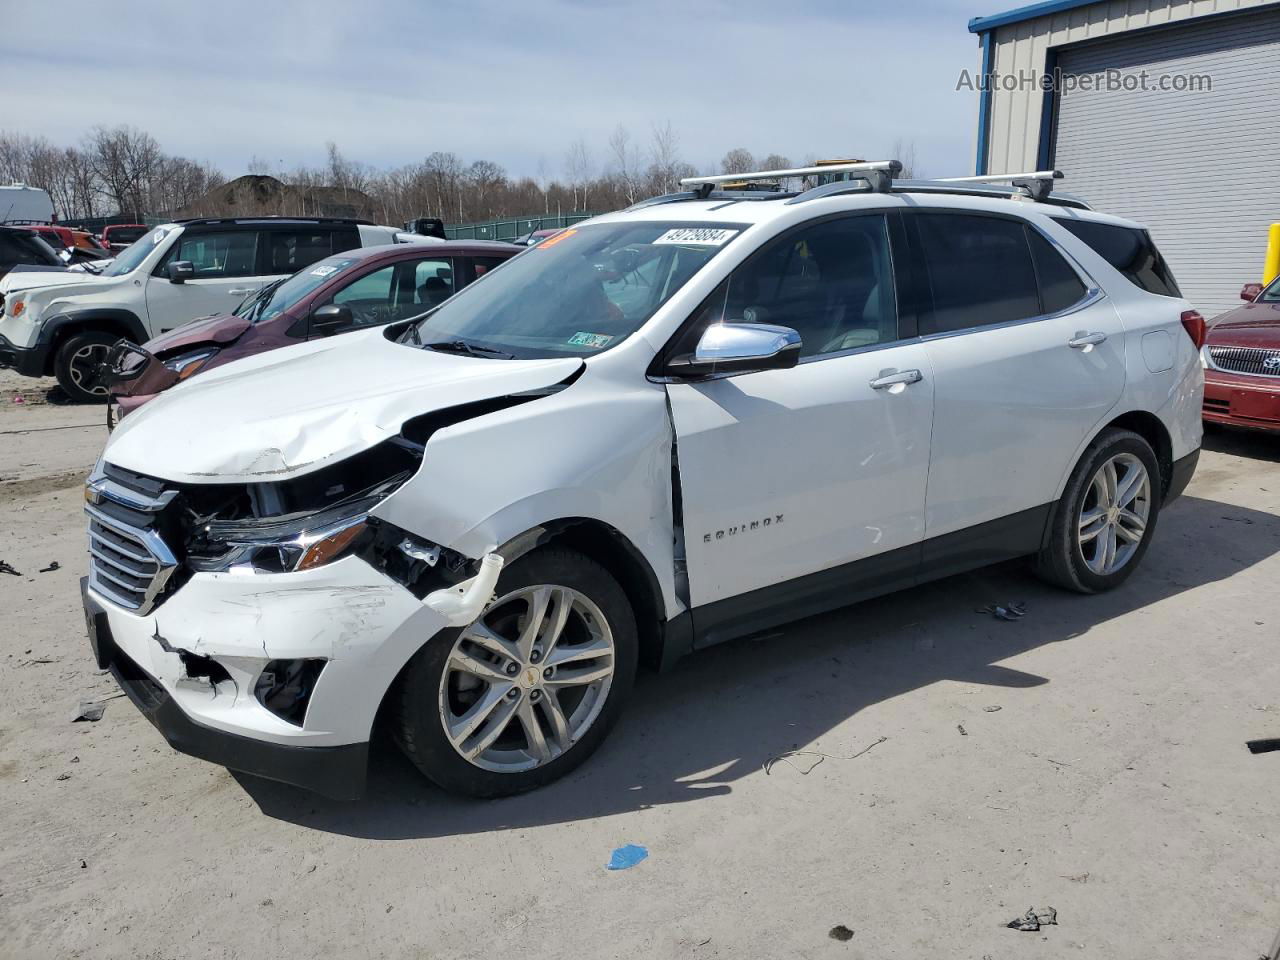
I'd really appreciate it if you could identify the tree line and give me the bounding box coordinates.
[1,123,915,227]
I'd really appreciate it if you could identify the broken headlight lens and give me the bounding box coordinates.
[163,347,218,381]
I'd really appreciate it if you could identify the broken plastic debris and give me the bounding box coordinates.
[828,925,854,942]
[1247,739,1280,755]
[606,844,648,870]
[979,602,1027,621]
[38,561,60,573]
[1006,906,1057,932]
[71,700,107,722]
[0,561,20,577]
[984,705,1003,713]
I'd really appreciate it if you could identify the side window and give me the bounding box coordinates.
[472,256,508,278]
[173,231,259,278]
[1055,219,1181,298]
[1027,229,1088,314]
[915,214,1040,335]
[412,258,455,309]
[332,264,397,327]
[681,214,897,359]
[330,227,360,256]
[263,229,335,276]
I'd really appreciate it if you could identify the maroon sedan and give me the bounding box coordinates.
[108,240,521,421]
[1202,279,1280,432]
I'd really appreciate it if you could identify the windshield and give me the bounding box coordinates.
[237,256,357,323]
[108,226,147,244]
[1261,277,1280,303]
[403,221,745,358]
[102,225,174,277]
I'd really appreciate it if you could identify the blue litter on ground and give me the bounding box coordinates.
[606,844,648,870]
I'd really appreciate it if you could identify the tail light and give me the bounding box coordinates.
[1180,310,1206,350]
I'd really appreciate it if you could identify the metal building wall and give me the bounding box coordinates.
[981,0,1274,175]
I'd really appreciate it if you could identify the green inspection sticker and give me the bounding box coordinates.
[568,332,613,348]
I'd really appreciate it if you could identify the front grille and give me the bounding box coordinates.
[1208,345,1280,377]
[85,465,179,614]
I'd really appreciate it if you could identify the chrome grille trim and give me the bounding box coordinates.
[1207,345,1280,378]
[85,503,178,614]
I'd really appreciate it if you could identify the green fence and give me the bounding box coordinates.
[446,212,597,241]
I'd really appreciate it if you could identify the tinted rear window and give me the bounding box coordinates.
[914,214,1041,335]
[1027,229,1088,314]
[1056,219,1180,298]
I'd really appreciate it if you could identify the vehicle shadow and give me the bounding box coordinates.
[239,492,1280,838]
[1202,423,1280,463]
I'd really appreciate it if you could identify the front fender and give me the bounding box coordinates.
[372,373,681,617]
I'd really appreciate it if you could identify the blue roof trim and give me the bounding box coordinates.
[969,0,1099,33]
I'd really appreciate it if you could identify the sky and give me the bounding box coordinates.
[3,0,989,183]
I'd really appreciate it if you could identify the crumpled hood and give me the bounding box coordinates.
[104,327,583,484]
[143,313,252,354]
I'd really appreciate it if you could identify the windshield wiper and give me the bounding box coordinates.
[421,339,514,359]
[240,278,284,321]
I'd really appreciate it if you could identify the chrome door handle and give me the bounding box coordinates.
[869,369,923,390]
[228,287,258,295]
[1068,331,1107,349]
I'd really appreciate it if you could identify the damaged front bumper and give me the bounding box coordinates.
[80,553,455,799]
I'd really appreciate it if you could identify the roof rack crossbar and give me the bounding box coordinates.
[680,161,903,195]
[932,170,1064,202]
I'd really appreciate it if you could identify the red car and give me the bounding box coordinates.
[108,240,520,422]
[101,224,149,252]
[1202,279,1280,432]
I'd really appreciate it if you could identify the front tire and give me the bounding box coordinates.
[1036,428,1162,593]
[395,547,638,798]
[54,331,122,403]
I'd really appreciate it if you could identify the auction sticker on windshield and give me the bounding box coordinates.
[568,332,613,348]
[310,265,340,278]
[653,228,739,246]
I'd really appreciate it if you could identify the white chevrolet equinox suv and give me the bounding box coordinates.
[81,162,1203,799]
[0,216,423,401]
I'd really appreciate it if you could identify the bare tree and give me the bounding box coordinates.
[760,153,791,171]
[84,125,163,218]
[563,138,592,211]
[719,148,755,175]
[890,138,919,179]
[608,125,642,205]
[645,121,684,195]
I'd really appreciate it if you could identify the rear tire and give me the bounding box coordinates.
[394,547,638,798]
[54,331,123,403]
[1036,428,1162,593]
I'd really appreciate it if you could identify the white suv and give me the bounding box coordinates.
[0,217,423,401]
[81,163,1203,799]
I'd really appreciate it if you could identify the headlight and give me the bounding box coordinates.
[163,347,218,381]
[190,504,371,574]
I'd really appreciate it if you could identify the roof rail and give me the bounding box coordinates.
[932,170,1064,202]
[170,216,376,227]
[680,161,903,198]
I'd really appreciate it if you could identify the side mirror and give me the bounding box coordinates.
[167,261,195,284]
[1242,283,1263,302]
[310,303,353,336]
[668,322,802,377]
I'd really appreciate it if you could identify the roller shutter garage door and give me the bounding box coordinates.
[1053,6,1280,318]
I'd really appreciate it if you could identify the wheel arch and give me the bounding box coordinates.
[41,309,147,375]
[498,518,670,671]
[1056,407,1175,503]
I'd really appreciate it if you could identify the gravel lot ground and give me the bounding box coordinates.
[2,366,1279,960]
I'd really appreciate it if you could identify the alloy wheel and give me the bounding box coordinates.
[439,584,616,773]
[68,343,112,396]
[1077,452,1151,575]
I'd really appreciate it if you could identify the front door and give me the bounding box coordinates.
[144,229,266,335]
[664,213,935,643]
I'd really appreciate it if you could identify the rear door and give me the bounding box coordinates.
[143,229,261,333]
[908,211,1125,558]
[665,212,935,642]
